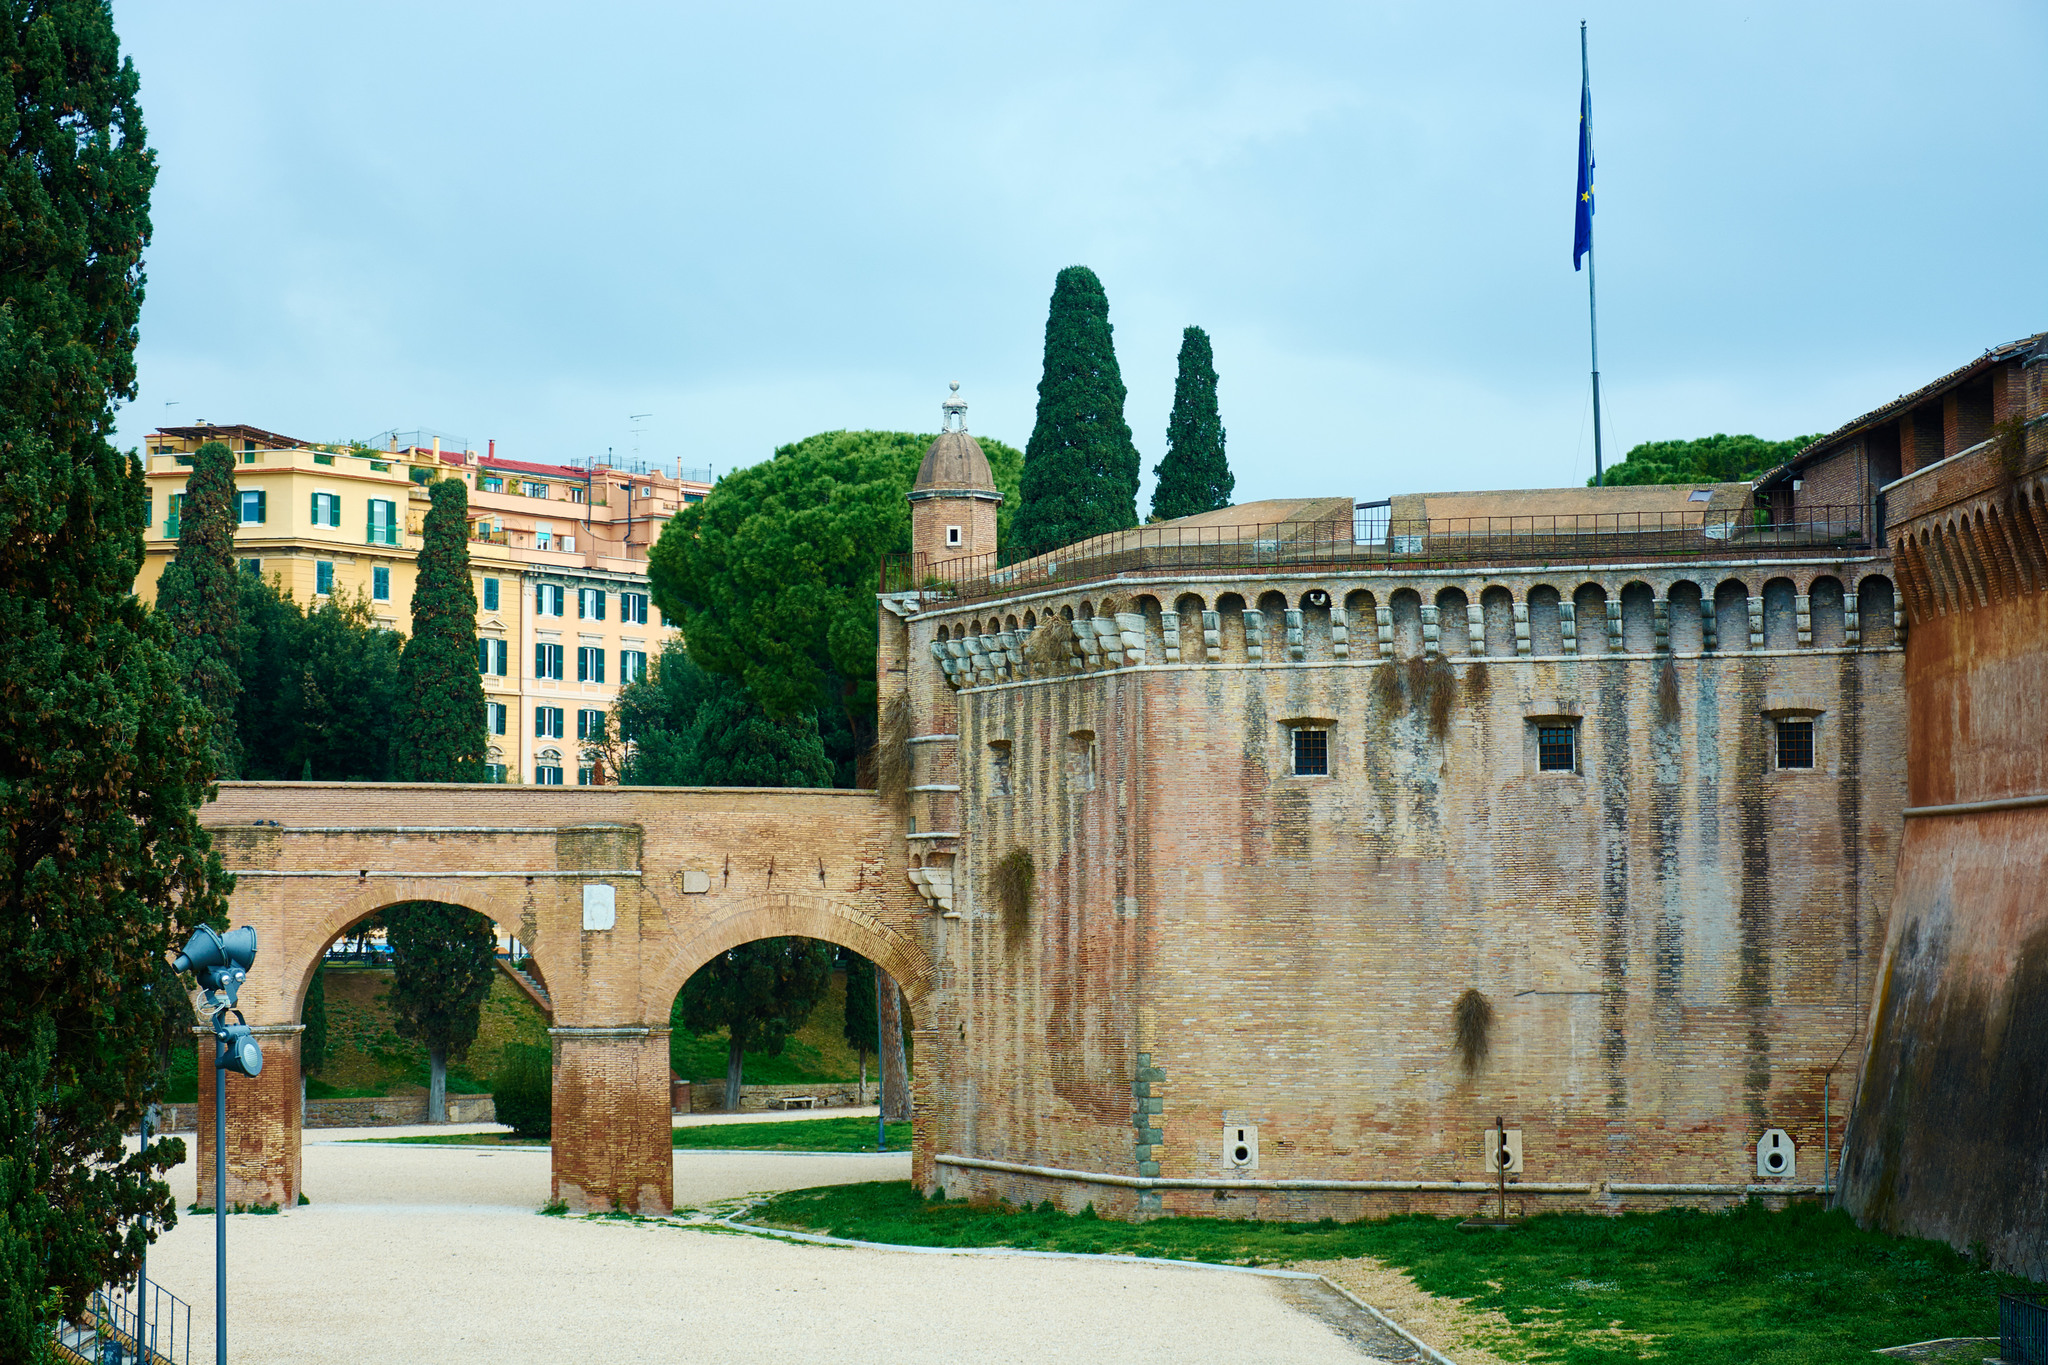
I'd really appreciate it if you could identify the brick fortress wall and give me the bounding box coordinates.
[1837,400,2048,1280]
[894,554,1905,1220]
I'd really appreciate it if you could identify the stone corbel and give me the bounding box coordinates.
[1559,602,1579,654]
[1795,594,1812,648]
[1202,611,1222,662]
[1284,609,1305,662]
[1330,611,1349,658]
[1242,609,1264,663]
[1653,598,1670,651]
[1605,600,1623,650]
[930,639,961,688]
[1115,612,1148,667]
[1375,606,1393,658]
[1162,614,1182,663]
[1747,597,1764,649]
[906,865,955,915]
[1514,601,1531,655]
[1419,604,1440,658]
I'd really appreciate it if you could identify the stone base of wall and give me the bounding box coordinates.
[686,1081,869,1113]
[154,1093,495,1132]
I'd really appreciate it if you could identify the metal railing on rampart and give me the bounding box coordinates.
[881,507,1869,602]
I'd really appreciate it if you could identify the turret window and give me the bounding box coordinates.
[946,525,962,547]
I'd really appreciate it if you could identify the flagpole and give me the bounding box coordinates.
[1582,21,1604,487]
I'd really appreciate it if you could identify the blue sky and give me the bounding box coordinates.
[114,1,2048,503]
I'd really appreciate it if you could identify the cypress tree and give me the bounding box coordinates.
[395,476,485,781]
[1150,326,1234,522]
[0,1,231,1344]
[384,903,498,1123]
[155,439,243,775]
[1011,266,1141,559]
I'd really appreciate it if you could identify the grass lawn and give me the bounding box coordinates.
[750,1182,2040,1364]
[350,1115,912,1153]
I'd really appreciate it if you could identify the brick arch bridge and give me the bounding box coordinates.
[197,781,926,1214]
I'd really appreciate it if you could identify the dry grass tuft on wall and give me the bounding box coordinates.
[874,692,912,808]
[1371,661,1404,713]
[991,847,1036,949]
[1463,662,1491,704]
[1024,616,1076,672]
[1657,658,1682,725]
[1408,656,1457,739]
[1453,987,1494,1073]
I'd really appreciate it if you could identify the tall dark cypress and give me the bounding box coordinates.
[0,1,231,1344]
[154,439,243,775]
[394,476,486,781]
[1011,266,1141,558]
[1150,326,1234,523]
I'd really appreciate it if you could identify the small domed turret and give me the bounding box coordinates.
[910,382,1001,565]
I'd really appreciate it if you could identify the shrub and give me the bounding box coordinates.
[493,1042,553,1138]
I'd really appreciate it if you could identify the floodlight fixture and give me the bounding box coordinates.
[174,923,262,1365]
[173,925,258,1008]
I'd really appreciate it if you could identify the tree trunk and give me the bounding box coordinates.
[878,971,910,1121]
[428,1043,447,1123]
[858,1054,867,1106]
[724,1032,745,1112]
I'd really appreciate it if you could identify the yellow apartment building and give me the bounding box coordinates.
[138,423,706,784]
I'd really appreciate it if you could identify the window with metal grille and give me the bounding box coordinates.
[1293,728,1329,776]
[1538,725,1576,772]
[1776,718,1814,769]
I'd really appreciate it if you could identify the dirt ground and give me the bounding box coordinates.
[141,1119,1408,1364]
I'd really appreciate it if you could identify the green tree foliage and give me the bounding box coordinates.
[301,965,328,1078]
[676,939,835,1110]
[153,440,243,775]
[841,953,877,1099]
[645,430,1019,764]
[384,904,498,1123]
[1150,326,1234,522]
[490,1042,552,1138]
[235,580,402,781]
[1593,433,1820,487]
[614,642,833,788]
[1012,266,1141,558]
[394,478,485,781]
[0,2,232,1342]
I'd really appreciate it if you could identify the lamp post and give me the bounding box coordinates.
[172,925,263,1365]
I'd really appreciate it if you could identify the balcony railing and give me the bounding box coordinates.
[881,507,1869,602]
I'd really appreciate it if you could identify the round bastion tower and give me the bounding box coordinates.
[909,382,1001,569]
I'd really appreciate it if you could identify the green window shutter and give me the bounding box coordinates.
[255,489,267,524]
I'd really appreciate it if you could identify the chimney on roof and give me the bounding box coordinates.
[432,437,441,459]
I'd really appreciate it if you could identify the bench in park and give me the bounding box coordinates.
[766,1096,821,1111]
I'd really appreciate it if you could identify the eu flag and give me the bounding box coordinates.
[1574,73,1594,270]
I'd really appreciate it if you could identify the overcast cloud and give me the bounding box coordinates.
[113,1,2048,503]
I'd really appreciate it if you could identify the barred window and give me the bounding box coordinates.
[1776,718,1814,769]
[1538,725,1576,772]
[1293,728,1329,776]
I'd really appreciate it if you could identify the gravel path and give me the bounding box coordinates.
[145,1130,1389,1363]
